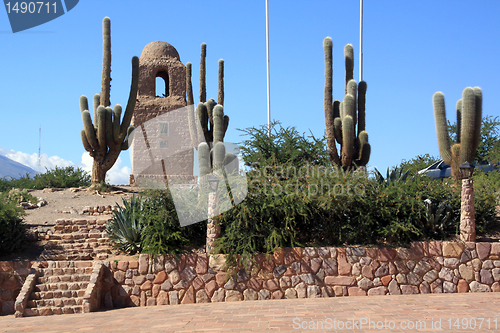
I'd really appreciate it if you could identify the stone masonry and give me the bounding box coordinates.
[2,241,500,316]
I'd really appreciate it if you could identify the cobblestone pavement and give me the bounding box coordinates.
[1,293,499,332]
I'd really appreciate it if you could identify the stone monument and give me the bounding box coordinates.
[130,41,195,186]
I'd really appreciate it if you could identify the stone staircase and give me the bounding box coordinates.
[40,219,113,261]
[22,261,94,316]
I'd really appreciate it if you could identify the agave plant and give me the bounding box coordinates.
[106,195,145,254]
[373,167,409,186]
[421,198,454,238]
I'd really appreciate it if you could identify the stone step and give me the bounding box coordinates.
[39,267,93,276]
[27,297,84,308]
[39,252,94,261]
[24,305,83,316]
[37,275,90,285]
[30,288,87,300]
[45,240,112,248]
[42,261,94,269]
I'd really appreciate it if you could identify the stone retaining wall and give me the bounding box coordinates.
[100,241,500,309]
[0,261,31,315]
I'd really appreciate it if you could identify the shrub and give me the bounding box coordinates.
[0,199,27,255]
[138,189,205,255]
[106,196,145,254]
[32,166,91,189]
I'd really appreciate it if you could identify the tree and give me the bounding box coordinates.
[448,115,500,164]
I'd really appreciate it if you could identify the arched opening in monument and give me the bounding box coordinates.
[155,70,169,97]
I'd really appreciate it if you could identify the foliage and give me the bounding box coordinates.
[238,121,330,170]
[449,115,500,164]
[106,196,145,254]
[373,167,410,186]
[4,188,38,205]
[420,198,454,238]
[0,166,91,192]
[398,154,441,176]
[138,189,205,255]
[0,199,27,255]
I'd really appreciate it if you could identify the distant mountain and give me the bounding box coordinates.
[0,155,39,179]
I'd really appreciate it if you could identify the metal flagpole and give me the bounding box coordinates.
[359,0,363,82]
[266,0,271,136]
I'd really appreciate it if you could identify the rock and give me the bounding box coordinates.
[324,276,356,286]
[307,285,321,298]
[211,288,225,302]
[347,287,366,296]
[413,261,431,276]
[476,243,491,260]
[442,242,464,258]
[225,290,243,302]
[337,253,351,275]
[470,281,491,292]
[322,258,338,276]
[357,277,374,290]
[423,270,438,283]
[444,258,460,269]
[243,288,258,300]
[438,267,454,282]
[443,281,457,293]
[459,264,474,283]
[367,286,387,296]
[284,288,297,299]
[401,285,419,294]
[258,289,270,300]
[457,279,469,293]
[295,282,307,298]
[388,280,401,295]
[492,282,500,292]
[471,259,482,272]
[396,273,407,284]
[480,269,494,285]
[419,281,431,294]
[407,272,422,286]
[374,263,389,277]
[492,268,500,282]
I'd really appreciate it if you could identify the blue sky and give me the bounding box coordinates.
[1,0,499,184]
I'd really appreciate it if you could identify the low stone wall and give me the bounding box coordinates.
[100,241,500,309]
[0,262,31,315]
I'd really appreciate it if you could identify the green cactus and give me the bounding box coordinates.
[79,17,138,185]
[186,43,238,179]
[323,37,371,170]
[432,87,482,179]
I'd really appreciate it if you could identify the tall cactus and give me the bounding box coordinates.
[323,37,370,170]
[79,17,138,185]
[432,87,482,179]
[185,43,237,178]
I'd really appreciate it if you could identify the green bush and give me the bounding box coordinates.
[138,189,205,255]
[0,166,91,191]
[0,199,27,255]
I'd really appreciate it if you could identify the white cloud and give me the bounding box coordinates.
[0,147,131,185]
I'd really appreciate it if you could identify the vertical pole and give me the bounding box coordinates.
[460,179,476,242]
[266,0,271,136]
[359,0,363,82]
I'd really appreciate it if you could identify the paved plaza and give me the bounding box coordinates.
[1,292,499,332]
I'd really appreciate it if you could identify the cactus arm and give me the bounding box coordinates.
[223,115,229,138]
[451,143,461,179]
[356,131,370,166]
[197,102,209,142]
[218,59,224,106]
[432,92,452,164]
[357,81,367,135]
[198,142,211,177]
[118,56,139,141]
[121,126,134,150]
[100,17,111,107]
[223,152,238,175]
[344,44,354,95]
[347,80,357,126]
[200,43,207,103]
[82,110,98,149]
[460,87,476,163]
[333,100,340,119]
[339,101,344,119]
[105,106,115,150]
[206,99,216,130]
[213,105,225,144]
[213,142,226,170]
[79,95,88,113]
[456,99,462,144]
[96,106,107,154]
[93,94,100,121]
[341,116,354,167]
[343,94,356,120]
[112,105,122,144]
[186,62,194,106]
[334,118,342,145]
[323,37,340,166]
[81,129,93,152]
[472,87,482,154]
